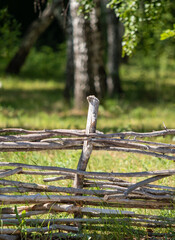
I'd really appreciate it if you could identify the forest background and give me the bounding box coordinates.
[0,0,175,132]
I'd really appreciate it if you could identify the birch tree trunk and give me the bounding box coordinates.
[70,1,94,109]
[64,10,74,102]
[70,0,106,109]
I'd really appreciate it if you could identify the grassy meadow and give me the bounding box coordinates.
[0,47,175,238]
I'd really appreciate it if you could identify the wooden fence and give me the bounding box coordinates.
[0,96,174,239]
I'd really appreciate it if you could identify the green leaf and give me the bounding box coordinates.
[160,29,175,40]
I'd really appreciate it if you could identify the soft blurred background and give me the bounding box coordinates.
[0,0,175,132]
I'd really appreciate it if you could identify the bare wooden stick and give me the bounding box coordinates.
[93,146,175,161]
[0,169,74,177]
[23,203,134,216]
[0,187,40,193]
[0,133,54,142]
[0,141,82,150]
[142,184,175,191]
[97,129,175,138]
[102,138,175,147]
[44,175,175,192]
[1,168,171,192]
[0,179,126,196]
[42,137,175,150]
[0,211,47,219]
[82,222,174,230]
[1,141,175,161]
[0,194,173,209]
[92,138,175,154]
[83,179,175,195]
[0,224,79,234]
[0,128,86,136]
[0,162,174,178]
[124,175,171,196]
[104,193,174,201]
[1,205,174,221]
[1,184,173,200]
[0,167,22,178]
[1,128,175,138]
[83,180,174,197]
[2,217,174,228]
[0,204,134,217]
[1,186,173,200]
[1,138,175,162]
[2,134,175,154]
[0,194,103,204]
[43,176,74,182]
[79,200,174,209]
[0,146,82,152]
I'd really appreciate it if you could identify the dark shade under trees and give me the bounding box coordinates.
[5,0,63,74]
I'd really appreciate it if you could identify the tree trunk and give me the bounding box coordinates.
[90,0,107,100]
[70,1,94,109]
[106,7,123,95]
[70,0,106,109]
[64,9,74,102]
[5,1,62,74]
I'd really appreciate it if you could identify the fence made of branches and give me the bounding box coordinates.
[0,96,174,240]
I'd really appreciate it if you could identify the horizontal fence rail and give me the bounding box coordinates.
[0,130,175,162]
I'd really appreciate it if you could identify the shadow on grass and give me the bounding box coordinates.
[121,79,175,104]
[0,88,64,113]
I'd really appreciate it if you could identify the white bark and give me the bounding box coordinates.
[70,0,92,108]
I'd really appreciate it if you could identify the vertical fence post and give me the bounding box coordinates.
[74,96,99,224]
[74,95,99,189]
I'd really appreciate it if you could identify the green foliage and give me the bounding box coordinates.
[161,24,175,40]
[14,206,27,239]
[107,0,167,56]
[0,8,21,59]
[78,0,171,55]
[21,44,66,80]
[77,0,174,57]
[77,0,95,19]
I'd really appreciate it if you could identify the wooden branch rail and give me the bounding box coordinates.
[1,140,175,160]
[0,162,175,177]
[0,194,173,209]
[0,96,174,238]
[1,217,174,227]
[0,178,174,200]
[1,204,174,222]
[1,128,175,138]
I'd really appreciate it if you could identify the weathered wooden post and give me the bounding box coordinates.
[74,95,99,189]
[74,96,99,220]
